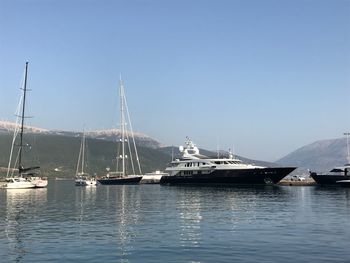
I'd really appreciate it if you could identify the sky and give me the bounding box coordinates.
[0,0,349,161]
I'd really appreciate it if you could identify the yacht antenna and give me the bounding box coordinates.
[344,132,350,164]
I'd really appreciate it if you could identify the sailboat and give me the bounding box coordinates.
[4,62,48,189]
[97,77,143,185]
[75,130,96,186]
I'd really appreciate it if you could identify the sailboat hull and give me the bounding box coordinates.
[4,178,36,189]
[31,177,48,188]
[97,176,142,185]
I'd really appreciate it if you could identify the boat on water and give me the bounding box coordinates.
[5,177,35,189]
[75,130,96,186]
[160,138,296,185]
[310,166,350,185]
[310,133,350,185]
[336,179,350,187]
[4,62,48,189]
[141,170,168,184]
[97,77,143,185]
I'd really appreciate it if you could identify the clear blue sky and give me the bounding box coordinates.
[0,0,349,161]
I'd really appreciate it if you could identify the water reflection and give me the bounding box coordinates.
[4,188,47,262]
[176,187,202,248]
[100,185,141,263]
[174,186,292,249]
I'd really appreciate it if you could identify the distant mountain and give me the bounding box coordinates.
[0,120,49,134]
[0,133,170,178]
[0,132,279,179]
[0,120,163,149]
[85,129,163,149]
[277,137,348,172]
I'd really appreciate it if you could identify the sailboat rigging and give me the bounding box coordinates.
[4,62,48,189]
[97,76,143,185]
[75,130,96,186]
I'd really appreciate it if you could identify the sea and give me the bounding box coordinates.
[0,181,350,263]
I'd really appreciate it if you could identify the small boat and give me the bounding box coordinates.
[75,131,96,186]
[336,179,350,187]
[4,62,48,189]
[310,133,350,185]
[310,166,350,185]
[97,77,143,185]
[141,170,168,184]
[4,177,35,189]
[85,177,97,186]
[160,137,296,186]
[28,176,48,188]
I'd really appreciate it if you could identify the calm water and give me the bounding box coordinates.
[0,181,350,263]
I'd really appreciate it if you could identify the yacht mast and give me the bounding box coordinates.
[18,62,28,173]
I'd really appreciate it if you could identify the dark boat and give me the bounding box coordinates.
[97,76,143,185]
[160,138,296,186]
[310,133,350,186]
[98,174,142,185]
[310,166,350,185]
[336,179,350,187]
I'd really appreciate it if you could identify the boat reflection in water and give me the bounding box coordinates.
[75,185,97,237]
[100,185,141,262]
[177,188,202,248]
[4,188,47,262]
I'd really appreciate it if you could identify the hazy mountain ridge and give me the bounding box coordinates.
[0,121,163,149]
[3,121,347,174]
[277,137,348,172]
[0,133,170,178]
[0,133,277,178]
[0,120,49,134]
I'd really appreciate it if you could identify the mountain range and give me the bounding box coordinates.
[0,120,162,148]
[276,137,349,172]
[0,121,348,176]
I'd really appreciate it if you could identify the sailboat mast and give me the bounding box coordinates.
[82,130,85,174]
[120,77,125,176]
[344,132,350,164]
[18,62,28,172]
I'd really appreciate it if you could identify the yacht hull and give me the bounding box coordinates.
[310,173,350,185]
[336,179,350,187]
[97,176,142,185]
[160,167,296,185]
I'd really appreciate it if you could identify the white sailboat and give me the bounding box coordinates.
[75,131,96,186]
[97,76,143,185]
[4,62,48,189]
